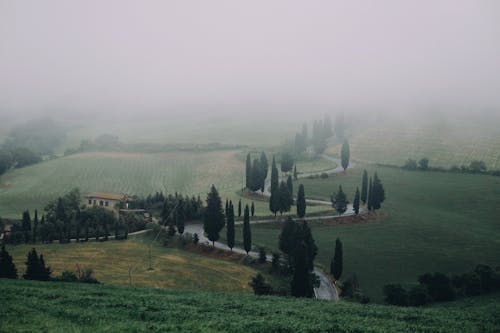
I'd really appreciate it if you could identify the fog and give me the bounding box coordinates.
[1,0,500,120]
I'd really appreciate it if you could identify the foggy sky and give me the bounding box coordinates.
[1,0,499,117]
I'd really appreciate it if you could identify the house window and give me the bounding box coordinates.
[105,201,109,207]
[88,199,92,205]
[100,200,104,206]
[93,200,96,205]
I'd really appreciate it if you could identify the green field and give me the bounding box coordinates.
[228,166,500,302]
[0,150,335,219]
[3,234,268,293]
[1,279,499,332]
[347,114,500,169]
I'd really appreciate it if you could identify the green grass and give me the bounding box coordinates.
[345,114,500,169]
[228,166,500,302]
[1,279,499,332]
[4,234,266,293]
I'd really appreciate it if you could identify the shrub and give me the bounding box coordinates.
[383,284,408,306]
[258,247,267,264]
[249,273,273,295]
[408,285,431,306]
[271,252,281,272]
[320,173,329,179]
[58,270,78,282]
[192,233,199,245]
[418,273,455,302]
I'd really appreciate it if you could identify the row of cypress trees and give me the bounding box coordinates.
[0,246,51,281]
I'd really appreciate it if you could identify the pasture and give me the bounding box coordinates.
[1,279,499,332]
[228,166,500,302]
[4,234,263,293]
[345,114,500,169]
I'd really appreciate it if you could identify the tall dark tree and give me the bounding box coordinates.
[260,152,268,192]
[332,186,347,215]
[243,205,252,254]
[330,238,343,281]
[371,172,386,210]
[32,209,39,243]
[226,201,235,251]
[251,201,255,217]
[291,241,314,297]
[353,188,360,215]
[296,184,306,219]
[279,181,291,215]
[269,188,280,217]
[286,175,294,205]
[341,139,350,171]
[249,158,262,191]
[203,185,225,246]
[21,210,31,244]
[245,153,252,189]
[367,177,373,211]
[293,165,298,180]
[270,156,279,193]
[0,245,18,279]
[238,199,242,217]
[279,217,299,257]
[361,170,368,205]
[23,248,51,281]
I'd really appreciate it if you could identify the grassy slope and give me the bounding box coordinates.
[4,235,264,293]
[229,166,500,302]
[1,279,499,333]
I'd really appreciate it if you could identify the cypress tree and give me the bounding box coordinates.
[367,177,373,211]
[332,186,347,215]
[22,210,31,244]
[286,175,294,205]
[291,241,313,297]
[269,188,280,217]
[203,185,225,246]
[23,248,51,281]
[296,184,306,218]
[0,245,18,279]
[32,209,38,243]
[293,165,298,180]
[361,170,368,205]
[243,205,252,254]
[279,181,291,215]
[225,199,229,218]
[251,202,255,217]
[250,158,261,191]
[226,201,235,251]
[270,156,279,193]
[279,217,299,257]
[330,238,343,281]
[372,172,386,210]
[353,188,360,215]
[245,153,252,189]
[341,139,350,171]
[260,152,268,192]
[238,199,242,217]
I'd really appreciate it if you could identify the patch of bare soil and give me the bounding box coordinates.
[319,211,388,226]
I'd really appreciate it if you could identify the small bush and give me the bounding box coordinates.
[408,285,431,306]
[258,247,267,264]
[320,173,329,179]
[192,233,199,245]
[383,284,408,306]
[249,273,273,295]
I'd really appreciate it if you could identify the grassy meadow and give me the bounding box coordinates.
[4,234,267,293]
[228,166,500,302]
[1,279,499,332]
[345,114,500,169]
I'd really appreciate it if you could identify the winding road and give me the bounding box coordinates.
[183,155,358,301]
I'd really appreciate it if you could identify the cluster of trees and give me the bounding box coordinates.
[293,116,335,155]
[331,170,385,215]
[269,157,296,216]
[3,189,130,244]
[383,265,500,306]
[245,152,268,192]
[402,158,500,176]
[0,246,98,284]
[160,193,205,236]
[0,147,42,175]
[279,218,318,297]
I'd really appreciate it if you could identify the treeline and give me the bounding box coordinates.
[160,194,205,236]
[245,152,268,192]
[0,246,98,284]
[65,134,245,156]
[0,118,67,175]
[331,170,385,215]
[401,157,500,176]
[2,189,130,244]
[292,114,347,155]
[383,264,500,306]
